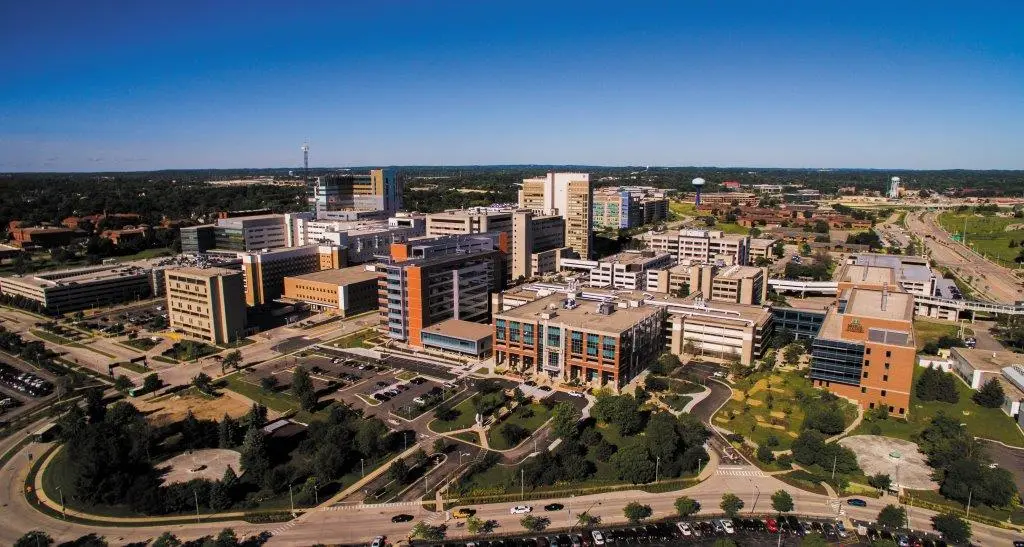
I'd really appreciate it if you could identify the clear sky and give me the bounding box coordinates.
[1,1,1022,171]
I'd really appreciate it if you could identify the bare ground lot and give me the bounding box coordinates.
[158,448,242,485]
[136,390,252,427]
[838,434,937,490]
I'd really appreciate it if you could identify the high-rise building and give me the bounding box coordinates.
[425,208,513,238]
[309,169,400,217]
[519,173,593,259]
[640,229,750,265]
[809,287,917,416]
[511,211,566,280]
[165,267,247,345]
[379,234,507,347]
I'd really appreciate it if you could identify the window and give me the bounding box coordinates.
[548,352,559,367]
[586,334,599,357]
[863,372,869,378]
[898,407,905,415]
[861,387,866,393]
[883,375,888,382]
[571,331,583,354]
[547,327,561,346]
[602,336,616,359]
[523,324,534,345]
[888,406,894,413]
[509,322,520,343]
[869,402,875,409]
[865,348,871,355]
[496,319,506,341]
[864,360,870,366]
[881,390,887,397]
[885,363,890,369]
[885,350,891,357]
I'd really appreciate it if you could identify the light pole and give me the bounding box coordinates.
[965,488,973,521]
[194,490,200,523]
[361,458,365,477]
[750,481,760,514]
[655,456,660,484]
[521,468,525,500]
[289,484,295,515]
[56,485,65,520]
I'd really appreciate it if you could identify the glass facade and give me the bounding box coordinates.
[810,338,865,386]
[772,307,826,340]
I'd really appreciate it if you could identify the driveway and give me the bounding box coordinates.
[981,439,1024,493]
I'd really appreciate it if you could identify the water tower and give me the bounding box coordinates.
[888,176,901,199]
[692,177,706,206]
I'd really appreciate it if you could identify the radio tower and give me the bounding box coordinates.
[302,141,310,184]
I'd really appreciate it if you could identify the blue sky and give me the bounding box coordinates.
[1,1,1022,171]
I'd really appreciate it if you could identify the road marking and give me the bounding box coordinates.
[715,468,766,477]
[323,500,425,511]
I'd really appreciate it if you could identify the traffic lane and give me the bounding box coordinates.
[688,379,731,424]
[385,354,458,381]
[398,442,484,502]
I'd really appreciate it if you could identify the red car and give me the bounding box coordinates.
[765,518,779,533]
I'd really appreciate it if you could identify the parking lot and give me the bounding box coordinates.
[420,514,950,547]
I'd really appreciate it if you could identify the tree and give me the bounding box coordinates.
[868,473,892,491]
[551,401,582,440]
[609,443,655,483]
[432,438,448,454]
[466,515,487,534]
[519,515,550,532]
[14,531,53,547]
[239,426,270,483]
[142,373,161,393]
[192,372,214,395]
[623,501,652,523]
[973,377,1005,408]
[782,343,803,366]
[410,522,446,541]
[877,504,907,528]
[773,241,785,258]
[434,403,457,421]
[756,444,775,464]
[771,489,793,513]
[388,458,411,484]
[577,512,600,527]
[150,532,182,547]
[259,375,279,393]
[674,496,699,517]
[931,513,971,544]
[221,350,242,373]
[720,493,744,517]
[113,374,134,394]
[499,423,530,447]
[209,481,231,511]
[291,365,318,411]
[799,534,828,547]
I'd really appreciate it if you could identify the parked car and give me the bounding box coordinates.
[720,519,735,534]
[452,507,475,518]
[676,522,693,536]
[765,518,778,533]
[371,536,385,547]
[590,531,604,546]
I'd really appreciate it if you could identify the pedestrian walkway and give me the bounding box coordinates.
[715,466,765,477]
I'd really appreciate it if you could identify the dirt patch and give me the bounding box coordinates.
[769,411,787,419]
[158,448,242,485]
[746,399,763,407]
[838,435,937,491]
[137,392,251,427]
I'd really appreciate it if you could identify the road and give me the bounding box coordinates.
[906,210,1023,303]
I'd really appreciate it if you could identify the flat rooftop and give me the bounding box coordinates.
[749,238,778,250]
[496,291,663,335]
[423,318,494,341]
[287,266,378,286]
[716,265,763,280]
[838,264,898,286]
[845,288,914,321]
[166,266,239,278]
[2,264,151,288]
[951,348,1024,373]
[601,251,671,265]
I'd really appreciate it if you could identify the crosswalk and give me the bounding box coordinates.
[827,499,846,516]
[715,466,766,477]
[322,500,424,511]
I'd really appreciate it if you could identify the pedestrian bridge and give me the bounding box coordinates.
[767,278,839,295]
[768,278,1024,315]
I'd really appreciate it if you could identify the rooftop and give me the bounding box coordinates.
[496,291,664,334]
[166,266,240,279]
[845,288,915,321]
[837,264,898,287]
[1,264,151,289]
[951,347,1024,373]
[600,251,671,266]
[715,265,764,280]
[423,318,495,341]
[287,266,378,285]
[749,238,779,250]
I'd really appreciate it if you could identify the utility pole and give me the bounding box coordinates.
[194,490,200,523]
[521,468,525,500]
[361,458,365,477]
[966,489,973,521]
[289,484,295,515]
[831,454,838,480]
[655,456,660,483]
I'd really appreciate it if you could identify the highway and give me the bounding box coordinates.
[906,210,1024,303]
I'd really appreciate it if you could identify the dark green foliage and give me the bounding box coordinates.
[791,430,860,475]
[931,513,971,544]
[972,377,1005,408]
[877,504,906,528]
[623,501,653,523]
[499,423,530,447]
[15,531,54,547]
[720,493,744,517]
[915,367,959,403]
[868,473,892,491]
[290,365,317,411]
[756,444,775,464]
[551,401,582,440]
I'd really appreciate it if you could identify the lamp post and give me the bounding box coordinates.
[56,485,65,520]
[750,481,760,514]
[655,456,660,484]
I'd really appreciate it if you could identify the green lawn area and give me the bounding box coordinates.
[938,212,1024,267]
[907,488,1024,526]
[662,394,692,412]
[152,355,178,364]
[851,366,1024,447]
[452,431,481,445]
[218,338,255,349]
[30,329,79,345]
[668,201,698,219]
[162,340,219,361]
[429,397,479,433]
[116,361,151,374]
[715,222,753,235]
[326,328,376,349]
[913,318,972,351]
[122,337,160,352]
[223,374,317,421]
[714,370,857,450]
[486,403,554,450]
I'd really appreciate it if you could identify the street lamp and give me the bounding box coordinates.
[749,479,760,514]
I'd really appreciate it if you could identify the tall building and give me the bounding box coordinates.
[309,169,400,217]
[289,213,425,265]
[640,229,750,265]
[592,188,669,229]
[425,208,513,238]
[519,172,593,259]
[809,287,917,416]
[165,267,247,345]
[241,245,343,307]
[511,211,566,280]
[647,263,767,305]
[379,234,507,347]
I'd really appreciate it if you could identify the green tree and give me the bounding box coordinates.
[142,373,161,393]
[221,349,243,372]
[608,443,655,484]
[291,365,318,411]
[773,241,785,258]
[519,515,550,532]
[800,534,828,547]
[14,531,54,547]
[674,496,699,517]
[868,473,892,491]
[410,522,445,541]
[239,426,270,483]
[551,401,582,439]
[756,444,775,464]
[577,511,600,527]
[973,377,1005,408]
[782,343,803,366]
[720,493,744,517]
[623,501,652,523]
[113,374,134,394]
[388,458,411,484]
[218,414,236,448]
[151,532,183,547]
[877,504,907,528]
[500,423,530,447]
[771,489,793,513]
[192,372,214,395]
[209,481,231,511]
[432,438,448,454]
[260,375,279,393]
[466,515,486,534]
[931,513,971,544]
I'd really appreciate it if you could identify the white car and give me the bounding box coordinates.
[675,522,693,536]
[591,530,605,545]
[568,391,584,398]
[510,505,533,515]
[371,536,385,547]
[720,519,735,534]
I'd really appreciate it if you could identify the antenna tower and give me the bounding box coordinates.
[302,141,310,184]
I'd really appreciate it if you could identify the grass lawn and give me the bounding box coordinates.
[429,397,479,433]
[327,328,376,349]
[356,393,381,406]
[223,374,318,421]
[851,365,1024,447]
[452,431,481,445]
[395,371,418,381]
[31,329,79,345]
[662,394,692,412]
[913,318,972,351]
[122,337,160,352]
[162,340,219,361]
[906,488,1024,526]
[774,470,828,496]
[938,212,1024,267]
[669,201,698,219]
[715,222,754,235]
[714,370,858,450]
[486,403,553,450]
[117,361,151,374]
[152,355,178,364]
[42,448,139,517]
[474,367,489,375]
[80,343,116,358]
